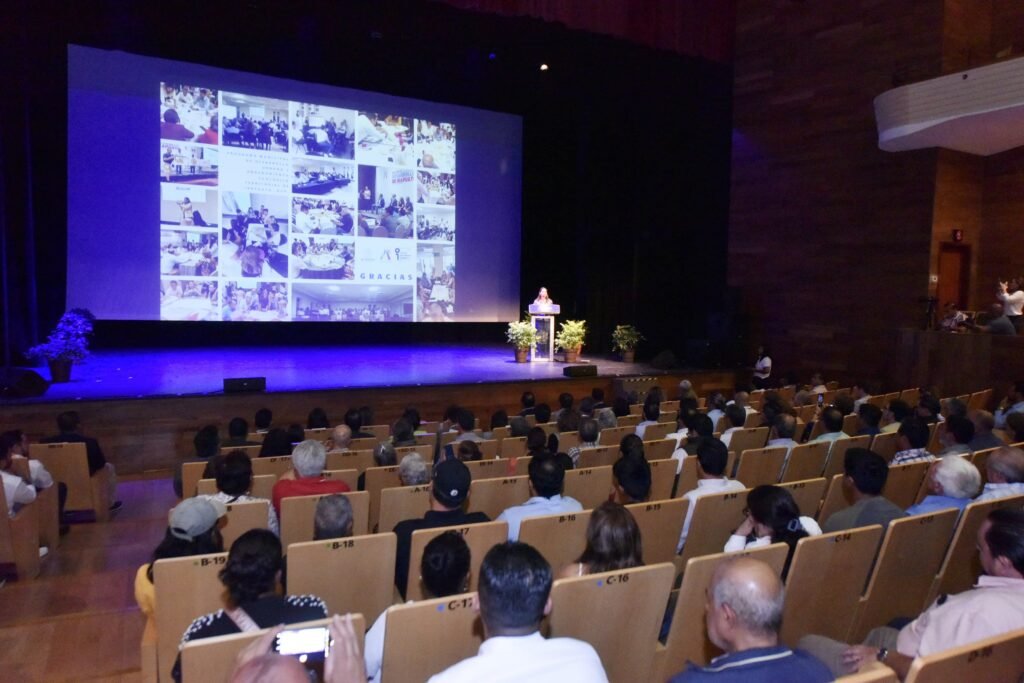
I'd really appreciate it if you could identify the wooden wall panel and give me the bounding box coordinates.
[979,147,1024,299]
[729,0,946,388]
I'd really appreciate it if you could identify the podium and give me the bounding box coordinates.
[528,304,560,362]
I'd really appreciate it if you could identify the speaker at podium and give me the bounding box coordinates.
[528,287,560,362]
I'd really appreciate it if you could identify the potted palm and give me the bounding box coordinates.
[555,319,587,363]
[27,309,94,382]
[506,319,539,363]
[611,324,644,363]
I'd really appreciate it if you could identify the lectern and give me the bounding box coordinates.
[528,303,560,362]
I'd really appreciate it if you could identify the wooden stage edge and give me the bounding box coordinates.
[3,369,741,476]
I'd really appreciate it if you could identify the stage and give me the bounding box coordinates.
[9,344,678,403]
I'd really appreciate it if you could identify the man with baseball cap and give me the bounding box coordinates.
[169,496,227,541]
[392,459,490,598]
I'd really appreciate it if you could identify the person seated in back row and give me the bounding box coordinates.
[497,452,582,541]
[821,449,904,533]
[677,439,746,553]
[609,453,651,505]
[905,456,981,517]
[202,451,279,536]
[271,440,350,516]
[41,410,121,511]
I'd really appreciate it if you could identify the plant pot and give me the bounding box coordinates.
[48,359,73,383]
[621,350,635,363]
[514,347,529,363]
[564,349,580,363]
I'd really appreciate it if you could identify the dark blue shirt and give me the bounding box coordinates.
[669,646,833,683]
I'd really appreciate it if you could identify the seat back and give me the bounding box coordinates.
[743,411,763,428]
[29,442,101,514]
[780,525,885,645]
[778,478,828,519]
[556,431,580,453]
[462,458,509,480]
[251,455,293,479]
[321,468,358,491]
[219,445,261,458]
[817,474,854,522]
[824,435,872,479]
[971,447,999,481]
[598,425,633,446]
[304,428,331,442]
[180,616,364,683]
[674,456,699,499]
[734,447,787,487]
[499,436,527,458]
[624,498,688,564]
[365,424,390,441]
[518,509,593,570]
[279,491,370,548]
[898,388,921,406]
[562,465,613,509]
[617,414,641,427]
[288,533,396,623]
[181,461,209,498]
[549,563,675,683]
[576,445,619,469]
[932,494,1024,598]
[727,427,770,454]
[678,488,751,566]
[220,500,270,547]
[642,423,672,441]
[903,627,1024,683]
[644,438,676,461]
[842,413,860,436]
[966,388,992,412]
[661,545,788,673]
[837,665,899,683]
[365,465,402,531]
[0,485,40,580]
[467,475,530,519]
[351,437,379,451]
[781,441,831,482]
[647,458,677,501]
[380,593,482,683]
[154,552,228,682]
[196,474,275,500]
[377,485,432,535]
[883,461,931,509]
[869,432,901,462]
[326,449,375,474]
[405,521,509,600]
[850,509,959,642]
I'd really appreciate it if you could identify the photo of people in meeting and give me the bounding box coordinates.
[290,236,355,280]
[160,230,219,277]
[221,92,289,152]
[355,111,414,166]
[220,192,290,280]
[160,143,218,185]
[222,281,290,321]
[417,169,456,206]
[160,185,218,227]
[417,244,455,322]
[291,197,355,235]
[292,159,356,201]
[415,119,456,173]
[291,102,355,159]
[416,206,455,242]
[160,83,219,143]
[356,165,415,239]
[292,283,414,322]
[160,279,219,321]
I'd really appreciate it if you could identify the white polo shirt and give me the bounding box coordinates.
[497,495,584,541]
[428,632,608,683]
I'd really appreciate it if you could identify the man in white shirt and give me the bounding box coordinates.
[767,414,800,469]
[428,542,608,683]
[811,407,850,454]
[634,399,660,440]
[1,433,37,517]
[851,382,872,412]
[497,453,582,541]
[994,382,1024,430]
[677,439,745,552]
[294,203,316,233]
[997,278,1024,332]
[976,447,1024,502]
[719,405,747,448]
[704,392,727,435]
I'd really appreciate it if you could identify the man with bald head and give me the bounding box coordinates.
[976,446,1024,502]
[329,424,353,451]
[968,410,1005,452]
[669,557,832,681]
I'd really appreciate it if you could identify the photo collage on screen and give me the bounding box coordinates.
[159,83,457,322]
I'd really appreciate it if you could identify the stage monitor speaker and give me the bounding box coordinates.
[224,377,266,393]
[0,367,50,398]
[563,365,597,378]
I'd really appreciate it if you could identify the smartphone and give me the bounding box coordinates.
[274,626,331,664]
[817,393,824,407]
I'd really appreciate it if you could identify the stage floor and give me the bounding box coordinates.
[10,344,670,403]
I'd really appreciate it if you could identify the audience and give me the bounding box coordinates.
[800,508,1024,679]
[677,414,716,459]
[313,494,354,540]
[456,440,482,462]
[393,459,489,598]
[857,403,883,437]
[253,408,273,433]
[398,453,430,486]
[669,557,832,682]
[719,405,746,447]
[497,452,582,541]
[202,451,279,535]
[330,424,353,452]
[559,501,643,579]
[635,398,661,440]
[1,430,58,523]
[1,434,38,516]
[938,414,974,456]
[271,440,350,515]
[705,392,727,433]
[811,407,849,448]
[881,399,912,434]
[724,486,821,577]
[677,439,746,552]
[567,418,599,467]
[258,428,292,457]
[975,446,1024,501]
[994,381,1024,429]
[519,391,536,416]
[309,407,332,431]
[345,408,374,439]
[365,531,471,683]
[822,448,904,533]
[766,414,800,468]
[610,454,652,504]
[453,409,484,443]
[173,529,327,681]
[391,418,417,447]
[427,542,607,682]
[41,410,121,511]
[223,417,259,447]
[968,409,1005,451]
[891,418,935,465]
[905,456,981,516]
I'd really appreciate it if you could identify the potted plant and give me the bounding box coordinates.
[506,319,539,363]
[27,308,94,383]
[611,324,645,363]
[555,319,587,363]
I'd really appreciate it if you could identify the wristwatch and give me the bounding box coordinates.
[876,647,889,662]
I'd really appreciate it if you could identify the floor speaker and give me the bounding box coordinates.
[224,377,266,393]
[0,367,50,398]
[563,365,597,378]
